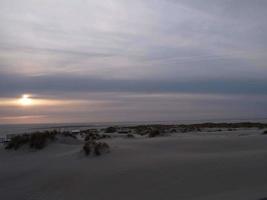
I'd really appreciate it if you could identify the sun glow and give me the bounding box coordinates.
[19,94,33,106]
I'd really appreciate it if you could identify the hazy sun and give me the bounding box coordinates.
[19,94,33,106]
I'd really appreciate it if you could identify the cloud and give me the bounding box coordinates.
[1,0,267,78]
[0,0,267,123]
[1,72,267,98]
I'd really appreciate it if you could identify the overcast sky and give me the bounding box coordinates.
[0,0,267,124]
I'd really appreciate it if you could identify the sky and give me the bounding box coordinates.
[0,0,267,124]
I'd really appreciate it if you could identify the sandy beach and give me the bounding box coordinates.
[1,128,267,200]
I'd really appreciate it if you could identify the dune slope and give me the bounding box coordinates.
[1,133,267,200]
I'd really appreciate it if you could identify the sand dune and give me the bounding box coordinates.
[1,130,267,200]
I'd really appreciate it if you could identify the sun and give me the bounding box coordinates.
[19,94,33,106]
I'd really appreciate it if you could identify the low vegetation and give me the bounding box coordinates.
[177,122,267,129]
[5,128,112,156]
[148,129,161,138]
[29,131,56,149]
[126,133,135,138]
[84,132,111,141]
[105,126,117,133]
[5,122,266,154]
[5,130,74,150]
[62,131,77,139]
[83,141,110,156]
[121,122,267,136]
[5,134,30,150]
[82,129,111,156]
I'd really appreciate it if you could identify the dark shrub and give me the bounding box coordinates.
[170,129,177,133]
[83,141,110,156]
[83,141,95,155]
[29,132,48,149]
[82,129,99,135]
[62,131,76,139]
[196,127,201,132]
[135,127,152,136]
[85,133,100,141]
[85,134,92,141]
[94,142,110,156]
[83,145,90,155]
[84,133,111,142]
[262,130,267,135]
[5,130,58,150]
[5,134,30,150]
[149,129,161,138]
[94,144,101,156]
[101,134,111,139]
[126,133,135,138]
[105,127,117,133]
[85,135,90,141]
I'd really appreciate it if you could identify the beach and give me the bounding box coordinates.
[1,128,267,200]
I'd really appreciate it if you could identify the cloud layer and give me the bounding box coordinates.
[0,0,267,123]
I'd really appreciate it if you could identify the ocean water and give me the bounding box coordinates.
[1,118,267,137]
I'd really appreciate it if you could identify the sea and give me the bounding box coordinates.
[1,118,267,138]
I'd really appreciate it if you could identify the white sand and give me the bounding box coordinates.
[1,130,267,200]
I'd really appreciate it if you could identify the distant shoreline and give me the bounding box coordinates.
[1,117,267,126]
[1,121,267,137]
